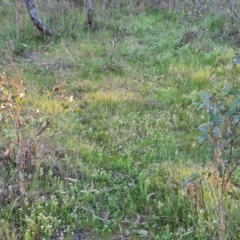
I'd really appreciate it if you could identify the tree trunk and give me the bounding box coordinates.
[101,0,106,10]
[25,0,53,36]
[86,0,93,26]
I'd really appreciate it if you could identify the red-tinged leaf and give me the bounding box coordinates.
[53,86,61,92]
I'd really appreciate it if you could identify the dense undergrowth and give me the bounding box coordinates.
[1,0,240,239]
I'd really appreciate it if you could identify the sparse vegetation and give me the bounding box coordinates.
[1,1,240,239]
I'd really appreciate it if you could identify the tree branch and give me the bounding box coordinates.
[25,0,53,36]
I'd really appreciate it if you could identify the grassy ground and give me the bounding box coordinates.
[1,1,240,239]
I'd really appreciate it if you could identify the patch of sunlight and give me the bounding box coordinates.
[84,90,137,104]
[169,63,211,82]
[29,94,71,115]
[147,161,234,202]
[77,144,97,159]
[66,140,95,155]
[191,68,211,82]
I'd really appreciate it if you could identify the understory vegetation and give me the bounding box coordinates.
[1,0,240,239]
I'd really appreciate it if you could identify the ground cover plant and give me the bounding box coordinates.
[1,0,240,239]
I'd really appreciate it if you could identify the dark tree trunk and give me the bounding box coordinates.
[25,0,53,36]
[87,0,93,26]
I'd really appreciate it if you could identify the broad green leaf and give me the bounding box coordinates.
[232,115,239,123]
[181,177,190,188]
[210,112,222,124]
[198,134,208,144]
[19,171,24,181]
[197,99,208,110]
[229,89,239,96]
[220,85,230,94]
[210,143,216,154]
[213,126,221,138]
[221,155,229,161]
[198,124,207,133]
[230,98,240,111]
[189,173,199,179]
[199,92,210,99]
[218,103,225,112]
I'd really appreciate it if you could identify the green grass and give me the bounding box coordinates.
[1,1,240,239]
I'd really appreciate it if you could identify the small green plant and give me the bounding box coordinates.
[197,80,240,239]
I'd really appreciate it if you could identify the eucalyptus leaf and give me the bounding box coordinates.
[181,177,190,188]
[230,98,240,111]
[213,126,221,138]
[198,134,208,144]
[220,85,230,93]
[198,124,207,133]
[199,92,210,99]
[232,115,239,124]
[19,171,24,181]
[210,143,216,154]
[237,136,240,141]
[189,173,199,179]
[198,99,208,110]
[229,89,239,96]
